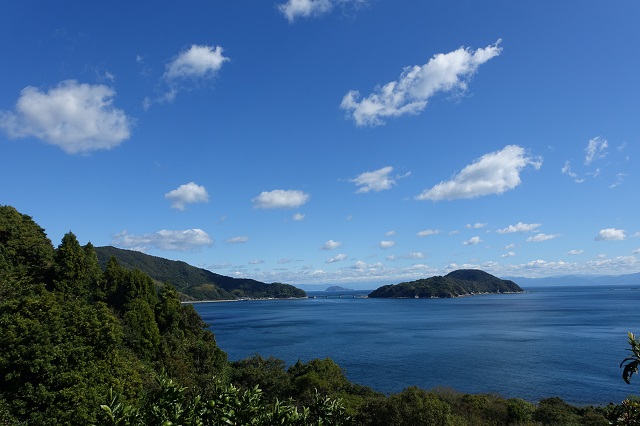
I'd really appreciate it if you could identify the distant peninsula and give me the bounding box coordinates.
[368,269,523,299]
[95,246,306,301]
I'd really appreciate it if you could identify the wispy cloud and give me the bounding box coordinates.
[252,189,310,209]
[526,233,559,243]
[379,240,395,249]
[466,223,487,229]
[326,253,348,263]
[595,228,626,241]
[112,229,213,252]
[145,44,229,108]
[164,182,209,210]
[497,222,541,234]
[463,236,482,245]
[341,40,502,126]
[293,212,306,221]
[585,136,608,165]
[561,161,585,183]
[567,249,584,255]
[225,236,248,244]
[416,145,542,201]
[321,240,343,250]
[278,0,367,23]
[417,229,440,237]
[501,251,516,257]
[350,166,409,193]
[0,80,131,154]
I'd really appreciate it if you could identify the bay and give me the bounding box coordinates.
[193,285,640,406]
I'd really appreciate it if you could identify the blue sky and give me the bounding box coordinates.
[1,1,639,288]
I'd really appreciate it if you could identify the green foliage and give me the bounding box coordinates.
[533,397,581,425]
[622,332,640,385]
[232,354,293,402]
[97,373,350,426]
[368,269,523,298]
[0,205,54,284]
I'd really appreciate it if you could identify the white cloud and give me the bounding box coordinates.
[278,0,367,22]
[341,40,502,126]
[497,222,541,234]
[466,223,487,229]
[0,80,131,154]
[501,251,516,257]
[634,232,640,238]
[252,189,310,209]
[633,248,640,254]
[249,259,265,265]
[405,252,425,259]
[350,166,409,193]
[416,145,542,201]
[164,182,209,210]
[567,249,584,255]
[505,243,515,250]
[321,240,343,250]
[164,45,229,81]
[609,173,626,189]
[112,229,213,252]
[585,136,608,165]
[595,228,626,241]
[417,229,440,237]
[226,236,248,244]
[278,0,333,22]
[326,253,348,263]
[293,212,306,221]
[385,230,396,236]
[379,240,395,249]
[526,233,559,243]
[561,161,584,183]
[463,236,482,245]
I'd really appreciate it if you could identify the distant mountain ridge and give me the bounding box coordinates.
[506,272,640,288]
[95,246,306,301]
[369,269,523,298]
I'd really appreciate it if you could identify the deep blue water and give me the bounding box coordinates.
[193,286,640,405]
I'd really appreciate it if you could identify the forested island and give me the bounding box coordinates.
[369,269,523,298]
[1,205,639,425]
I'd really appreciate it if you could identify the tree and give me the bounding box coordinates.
[53,232,89,299]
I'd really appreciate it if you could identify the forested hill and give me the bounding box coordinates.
[95,246,305,301]
[368,269,523,298]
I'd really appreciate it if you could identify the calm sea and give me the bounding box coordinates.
[193,286,640,406]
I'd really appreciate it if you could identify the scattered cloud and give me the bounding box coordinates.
[0,80,132,154]
[497,222,541,234]
[585,136,608,165]
[249,259,265,265]
[293,212,306,221]
[463,236,482,245]
[466,223,487,229]
[561,161,584,183]
[405,252,425,259]
[634,232,640,238]
[567,250,584,255]
[341,40,502,126]
[278,0,367,23]
[252,189,310,209]
[321,240,343,250]
[416,145,542,201]
[417,229,440,237]
[145,44,229,108]
[350,166,409,193]
[326,253,348,263]
[385,230,396,237]
[633,248,640,254]
[595,228,626,241]
[225,236,248,244]
[526,233,559,243]
[379,240,395,249]
[501,251,515,257]
[164,182,209,210]
[112,228,213,252]
[505,243,515,250]
[609,173,626,188]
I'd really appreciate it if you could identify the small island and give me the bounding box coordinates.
[325,285,354,292]
[368,269,523,298]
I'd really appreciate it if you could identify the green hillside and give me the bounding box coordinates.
[368,269,523,298]
[95,246,305,301]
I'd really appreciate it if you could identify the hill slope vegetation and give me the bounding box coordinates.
[369,269,523,298]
